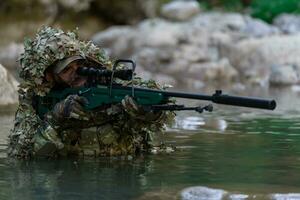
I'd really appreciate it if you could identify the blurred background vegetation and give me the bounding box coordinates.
[0,0,300,45]
[201,0,300,22]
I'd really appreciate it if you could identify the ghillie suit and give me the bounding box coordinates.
[8,26,174,159]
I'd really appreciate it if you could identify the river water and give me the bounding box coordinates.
[0,87,300,200]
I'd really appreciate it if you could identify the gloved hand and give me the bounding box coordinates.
[121,95,164,122]
[45,95,89,129]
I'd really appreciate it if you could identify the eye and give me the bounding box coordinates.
[61,68,69,74]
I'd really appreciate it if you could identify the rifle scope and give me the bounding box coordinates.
[77,67,133,80]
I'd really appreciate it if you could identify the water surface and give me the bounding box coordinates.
[0,88,300,199]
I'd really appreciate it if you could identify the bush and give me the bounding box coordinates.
[199,0,245,11]
[250,0,300,23]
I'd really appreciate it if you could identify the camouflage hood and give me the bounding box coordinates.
[19,26,111,96]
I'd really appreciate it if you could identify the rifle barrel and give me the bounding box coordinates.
[123,87,276,110]
[211,90,276,110]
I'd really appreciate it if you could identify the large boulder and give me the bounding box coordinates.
[186,58,238,82]
[160,0,201,21]
[273,14,300,34]
[242,17,280,38]
[135,18,184,48]
[269,64,299,86]
[189,12,247,33]
[0,64,18,106]
[220,34,300,84]
[92,26,137,58]
[133,47,174,73]
[0,43,23,70]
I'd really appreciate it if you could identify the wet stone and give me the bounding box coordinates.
[181,186,227,200]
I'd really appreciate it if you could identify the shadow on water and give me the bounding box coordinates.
[0,87,300,199]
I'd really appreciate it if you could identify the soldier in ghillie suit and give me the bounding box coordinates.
[8,26,174,159]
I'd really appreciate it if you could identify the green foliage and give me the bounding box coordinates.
[198,0,246,11]
[250,0,300,22]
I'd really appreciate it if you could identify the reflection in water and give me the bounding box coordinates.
[1,157,155,200]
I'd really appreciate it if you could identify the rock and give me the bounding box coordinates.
[181,186,227,200]
[173,44,218,62]
[220,34,300,84]
[161,0,200,21]
[133,47,174,73]
[40,0,92,12]
[0,43,23,70]
[190,12,247,32]
[269,64,299,86]
[185,79,205,89]
[228,194,249,200]
[138,0,160,18]
[164,59,190,75]
[0,64,18,106]
[270,193,300,200]
[92,26,137,58]
[210,32,233,46]
[136,18,183,48]
[186,58,238,82]
[243,17,280,38]
[58,0,91,12]
[273,14,300,34]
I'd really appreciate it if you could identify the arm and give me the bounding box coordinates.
[8,90,89,158]
[8,90,63,159]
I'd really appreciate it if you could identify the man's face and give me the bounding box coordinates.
[56,61,87,88]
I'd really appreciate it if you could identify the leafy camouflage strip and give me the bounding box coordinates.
[8,26,175,159]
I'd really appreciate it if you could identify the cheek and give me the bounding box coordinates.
[59,72,72,83]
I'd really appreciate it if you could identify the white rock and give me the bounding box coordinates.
[164,59,190,75]
[90,12,300,87]
[136,18,183,47]
[269,64,299,86]
[270,193,300,200]
[273,14,300,34]
[190,12,247,32]
[133,47,174,72]
[220,34,300,83]
[187,58,238,82]
[92,26,137,57]
[174,44,218,62]
[181,186,227,200]
[229,194,249,200]
[161,0,201,21]
[0,43,23,70]
[243,17,280,38]
[0,64,18,106]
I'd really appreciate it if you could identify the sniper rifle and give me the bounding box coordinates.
[36,59,276,118]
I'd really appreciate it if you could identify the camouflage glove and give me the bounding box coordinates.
[121,95,164,122]
[45,95,89,129]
